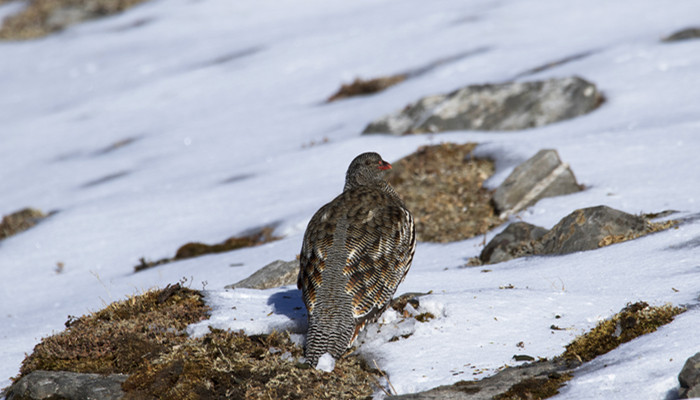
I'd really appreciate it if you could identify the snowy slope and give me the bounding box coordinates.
[1,0,700,398]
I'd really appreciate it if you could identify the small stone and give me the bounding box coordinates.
[679,352,700,399]
[493,149,582,217]
[226,259,299,290]
[480,222,548,264]
[536,206,647,255]
[5,370,127,400]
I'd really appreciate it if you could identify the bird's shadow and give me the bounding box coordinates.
[267,288,307,331]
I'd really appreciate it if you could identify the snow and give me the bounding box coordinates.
[1,0,700,398]
[316,353,337,373]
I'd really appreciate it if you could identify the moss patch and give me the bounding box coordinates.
[327,75,406,102]
[495,372,572,400]
[17,283,208,378]
[0,0,151,40]
[597,218,678,248]
[388,143,501,242]
[0,207,47,240]
[135,226,280,272]
[563,301,685,362]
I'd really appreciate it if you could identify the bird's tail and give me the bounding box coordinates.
[305,307,356,367]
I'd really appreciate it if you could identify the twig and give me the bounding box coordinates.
[373,359,397,395]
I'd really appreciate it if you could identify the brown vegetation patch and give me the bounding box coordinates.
[0,207,47,240]
[123,329,375,400]
[389,143,501,242]
[135,226,281,272]
[0,0,151,40]
[15,283,378,399]
[598,218,678,248]
[327,75,406,102]
[563,301,685,362]
[495,372,572,400]
[17,283,209,378]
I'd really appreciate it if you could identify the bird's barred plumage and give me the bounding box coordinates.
[298,152,416,367]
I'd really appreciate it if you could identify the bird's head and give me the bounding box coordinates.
[344,152,392,190]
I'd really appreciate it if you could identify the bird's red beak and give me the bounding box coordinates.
[378,160,392,170]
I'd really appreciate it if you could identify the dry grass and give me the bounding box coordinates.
[17,283,209,377]
[495,372,573,400]
[327,75,407,102]
[563,301,685,362]
[123,329,375,400]
[135,226,280,272]
[15,283,377,399]
[0,207,47,240]
[388,143,501,242]
[0,0,151,40]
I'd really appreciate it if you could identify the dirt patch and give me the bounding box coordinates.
[0,0,151,40]
[0,207,48,240]
[17,283,209,378]
[388,143,501,242]
[135,226,280,272]
[327,75,407,102]
[563,301,685,362]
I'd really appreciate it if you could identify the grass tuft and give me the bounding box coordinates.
[563,301,685,362]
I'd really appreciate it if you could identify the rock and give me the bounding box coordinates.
[479,222,548,264]
[387,358,578,400]
[493,149,583,217]
[679,352,700,399]
[5,370,127,400]
[536,206,647,255]
[663,28,700,42]
[0,208,48,240]
[363,76,603,135]
[226,259,300,290]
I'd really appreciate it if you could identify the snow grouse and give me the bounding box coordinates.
[298,152,416,367]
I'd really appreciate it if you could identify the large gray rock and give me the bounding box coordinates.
[480,222,548,264]
[226,259,299,290]
[363,76,602,135]
[536,206,647,255]
[388,358,578,400]
[5,370,127,400]
[493,149,582,217]
[679,352,700,399]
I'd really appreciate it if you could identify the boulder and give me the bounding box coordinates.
[5,370,127,400]
[226,259,299,290]
[493,149,582,217]
[536,206,647,255]
[479,222,548,264]
[363,76,603,135]
[679,352,700,399]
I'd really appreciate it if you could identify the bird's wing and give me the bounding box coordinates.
[298,200,337,314]
[342,190,416,325]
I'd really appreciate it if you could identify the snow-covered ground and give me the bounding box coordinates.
[1,0,700,398]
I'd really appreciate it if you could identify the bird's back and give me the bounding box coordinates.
[299,185,415,365]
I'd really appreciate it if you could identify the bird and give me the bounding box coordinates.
[298,152,416,367]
